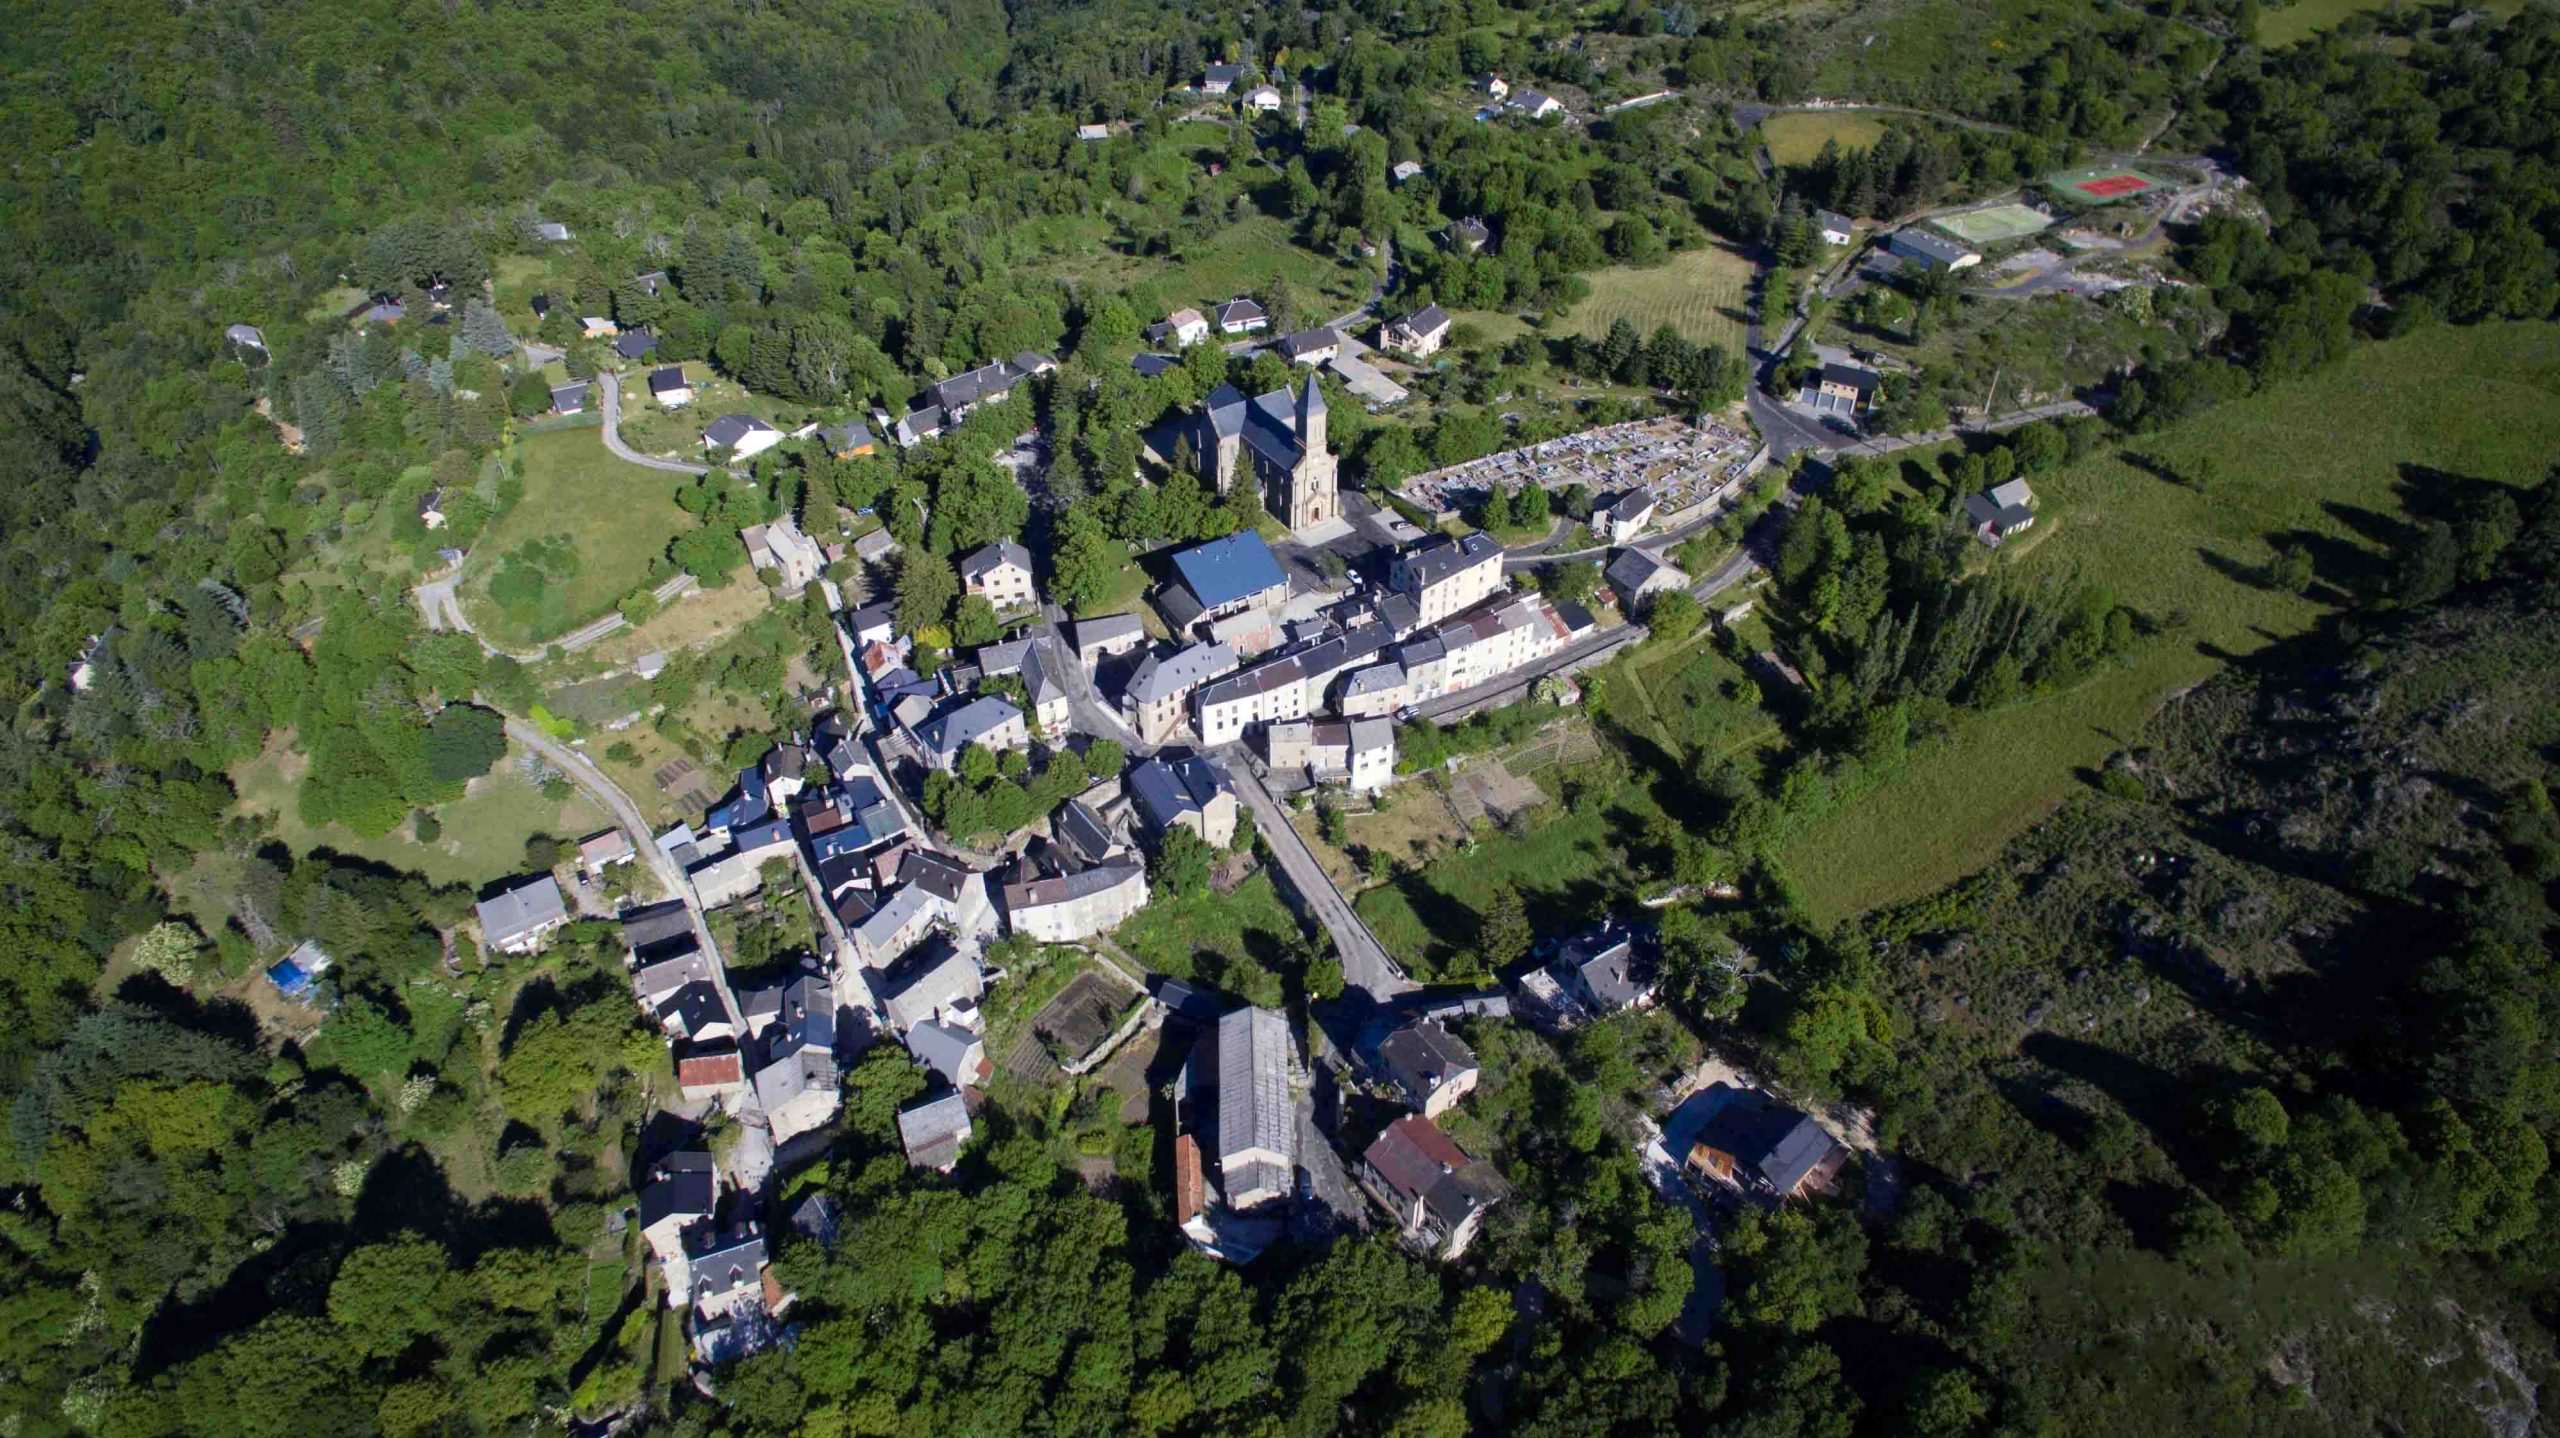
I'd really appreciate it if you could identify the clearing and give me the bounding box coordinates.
[2257,0,2521,46]
[1773,319,2560,924]
[1761,110,1888,167]
[1114,871,1307,1009]
[1563,246,1756,359]
[230,732,609,887]
[459,428,696,649]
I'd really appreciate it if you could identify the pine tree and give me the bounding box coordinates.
[459,300,514,358]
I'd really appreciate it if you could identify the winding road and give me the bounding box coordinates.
[596,369,713,475]
[504,716,738,1021]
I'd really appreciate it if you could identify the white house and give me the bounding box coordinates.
[1478,73,1510,101]
[741,514,826,591]
[1814,209,1855,246]
[960,539,1036,611]
[1244,85,1284,115]
[1508,90,1564,120]
[1216,298,1268,335]
[1380,305,1452,360]
[647,366,694,408]
[703,414,782,460]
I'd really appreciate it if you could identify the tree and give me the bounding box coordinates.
[898,552,960,631]
[953,595,1003,647]
[508,371,553,418]
[328,1233,453,1358]
[425,704,506,783]
[1542,560,1600,606]
[458,299,514,357]
[1152,825,1215,897]
[1050,504,1119,614]
[128,921,203,986]
[1648,590,1703,642]
[1085,738,1125,778]
[1476,885,1530,968]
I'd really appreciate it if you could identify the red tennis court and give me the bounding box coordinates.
[2077,174,2153,198]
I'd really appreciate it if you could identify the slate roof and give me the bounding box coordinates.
[1814,208,1854,233]
[1204,63,1247,85]
[1606,548,1676,594]
[918,696,1022,758]
[476,876,566,947]
[1132,353,1178,378]
[1396,303,1451,338]
[704,414,776,449]
[638,1151,715,1231]
[1213,1007,1295,1202]
[1055,799,1118,868]
[1217,298,1267,327]
[905,1019,987,1089]
[1562,928,1648,1010]
[1820,361,1880,395]
[1607,488,1658,523]
[1698,1101,1843,1194]
[1172,531,1288,611]
[1275,327,1339,360]
[1003,855,1144,912]
[961,539,1032,582]
[1382,1013,1484,1100]
[897,849,975,905]
[1073,613,1146,653]
[648,366,690,395]
[614,331,657,360]
[552,381,590,411]
[821,420,875,452]
[899,1091,973,1168]
[1128,755,1233,832]
[881,945,984,1031]
[1126,642,1236,706]
[1399,532,1501,589]
[688,1232,767,1308]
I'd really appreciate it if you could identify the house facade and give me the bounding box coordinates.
[1381,305,1452,359]
[1389,532,1505,625]
[1001,857,1149,942]
[960,540,1036,610]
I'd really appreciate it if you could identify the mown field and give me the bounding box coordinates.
[1773,320,2560,923]
[2257,0,2522,46]
[227,732,608,887]
[1760,110,1888,167]
[1563,245,1755,358]
[460,428,695,648]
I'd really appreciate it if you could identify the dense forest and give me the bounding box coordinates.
[1,0,2558,1432]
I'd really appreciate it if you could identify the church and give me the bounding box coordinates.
[1180,381,1340,534]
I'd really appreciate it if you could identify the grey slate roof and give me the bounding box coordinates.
[1125,642,1236,705]
[1128,755,1233,833]
[881,945,985,1031]
[476,875,566,948]
[1699,1101,1843,1194]
[1055,799,1118,868]
[918,696,1022,757]
[638,1151,716,1231]
[1073,613,1145,653]
[704,414,775,449]
[1275,327,1339,360]
[898,1090,973,1168]
[1214,1006,1295,1201]
[1399,532,1501,589]
[613,330,657,359]
[1814,208,1854,233]
[648,366,689,395]
[904,1019,985,1089]
[961,539,1032,582]
[1378,1021,1477,1109]
[1889,227,1977,267]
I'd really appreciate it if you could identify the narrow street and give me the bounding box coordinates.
[1223,759,1413,1001]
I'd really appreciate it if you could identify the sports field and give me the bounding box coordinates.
[2047,166,2162,205]
[1760,110,1888,167]
[1563,245,1755,357]
[1773,320,2560,925]
[1934,203,2053,246]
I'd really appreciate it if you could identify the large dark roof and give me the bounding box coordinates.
[1172,531,1289,611]
[1378,1021,1477,1107]
[1699,1101,1841,1194]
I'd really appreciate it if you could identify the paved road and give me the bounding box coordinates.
[1035,608,1150,753]
[417,567,695,660]
[1225,759,1414,1001]
[597,370,714,475]
[1826,399,2095,461]
[1409,621,1637,723]
[503,716,740,1026]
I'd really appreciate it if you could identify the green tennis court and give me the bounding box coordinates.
[1933,203,2054,245]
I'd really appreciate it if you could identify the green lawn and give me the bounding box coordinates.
[1761,110,1888,167]
[1563,245,1756,359]
[1036,213,1369,322]
[1582,629,1782,769]
[1114,872,1305,1008]
[1356,777,1666,978]
[1070,539,1150,620]
[459,428,696,648]
[231,732,609,886]
[2257,0,2520,46]
[1773,320,2560,924]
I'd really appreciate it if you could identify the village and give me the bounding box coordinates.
[214,55,2216,1384]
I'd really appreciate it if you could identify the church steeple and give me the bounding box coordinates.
[1295,378,1327,456]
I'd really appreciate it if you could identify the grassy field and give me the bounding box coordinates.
[1773,320,2560,924]
[1582,628,1782,769]
[459,428,694,648]
[1356,771,1666,977]
[1761,110,1888,167]
[1113,871,1306,1008]
[230,732,608,886]
[2256,0,2520,45]
[1563,246,1755,358]
[1035,213,1369,321]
